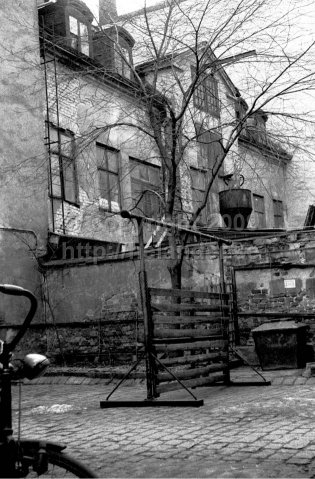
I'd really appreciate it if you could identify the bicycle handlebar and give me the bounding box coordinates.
[0,284,37,352]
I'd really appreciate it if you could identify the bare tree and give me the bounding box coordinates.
[4,0,315,290]
[87,0,315,288]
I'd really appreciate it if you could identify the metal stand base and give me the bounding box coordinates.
[100,399,204,408]
[230,347,271,386]
[99,349,205,408]
[228,381,271,386]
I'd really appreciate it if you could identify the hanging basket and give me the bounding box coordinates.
[219,189,252,230]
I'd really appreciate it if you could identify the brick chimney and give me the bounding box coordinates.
[99,0,118,25]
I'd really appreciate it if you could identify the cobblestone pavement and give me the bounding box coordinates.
[10,375,315,478]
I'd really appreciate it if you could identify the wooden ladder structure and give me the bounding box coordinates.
[101,211,234,408]
[149,287,231,395]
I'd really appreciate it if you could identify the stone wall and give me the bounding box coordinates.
[0,1,48,319]
[6,228,315,366]
[235,266,315,345]
[2,312,141,366]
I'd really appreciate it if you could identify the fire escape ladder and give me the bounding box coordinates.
[41,21,66,234]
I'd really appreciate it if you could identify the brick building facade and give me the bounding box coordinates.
[0,0,312,366]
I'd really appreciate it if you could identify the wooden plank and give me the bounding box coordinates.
[161,351,226,366]
[153,339,227,352]
[157,363,227,382]
[238,312,315,318]
[156,372,226,393]
[149,288,230,300]
[151,303,230,313]
[153,335,224,344]
[153,315,229,325]
[154,328,223,339]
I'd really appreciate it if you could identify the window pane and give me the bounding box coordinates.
[107,150,119,173]
[96,145,106,167]
[80,22,89,55]
[130,160,140,179]
[253,195,266,227]
[99,169,120,211]
[108,172,119,204]
[81,40,89,55]
[149,167,160,185]
[193,71,219,115]
[130,159,161,217]
[139,165,149,182]
[63,158,76,203]
[253,194,264,214]
[69,16,78,35]
[70,35,79,50]
[50,128,72,156]
[273,200,284,228]
[80,22,88,37]
[49,128,77,203]
[50,154,61,197]
[99,169,109,200]
[60,132,72,157]
[97,146,118,172]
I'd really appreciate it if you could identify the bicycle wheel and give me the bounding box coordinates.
[22,449,97,478]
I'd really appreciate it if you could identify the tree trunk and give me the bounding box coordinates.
[167,260,182,290]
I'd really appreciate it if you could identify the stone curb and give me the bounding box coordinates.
[22,372,314,387]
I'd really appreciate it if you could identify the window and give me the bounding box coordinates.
[69,15,89,55]
[191,168,207,224]
[197,126,223,186]
[97,145,120,212]
[130,158,160,217]
[193,69,220,116]
[304,205,315,227]
[273,199,284,228]
[115,46,132,79]
[253,194,266,228]
[49,126,77,204]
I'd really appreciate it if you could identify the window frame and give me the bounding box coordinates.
[49,125,78,205]
[96,143,121,213]
[192,67,220,117]
[130,157,161,218]
[114,45,132,79]
[68,14,90,56]
[273,199,284,228]
[253,193,266,228]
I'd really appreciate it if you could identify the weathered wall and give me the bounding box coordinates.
[6,229,315,364]
[46,56,158,247]
[237,142,288,228]
[0,1,48,322]
[286,146,315,229]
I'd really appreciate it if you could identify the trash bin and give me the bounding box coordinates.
[252,320,309,370]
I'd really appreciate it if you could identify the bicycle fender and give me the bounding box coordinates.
[19,439,67,453]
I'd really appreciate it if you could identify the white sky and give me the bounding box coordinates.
[117,0,159,14]
[84,0,160,18]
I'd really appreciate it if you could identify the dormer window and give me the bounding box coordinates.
[38,0,93,58]
[114,45,132,79]
[93,26,135,81]
[69,15,89,55]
